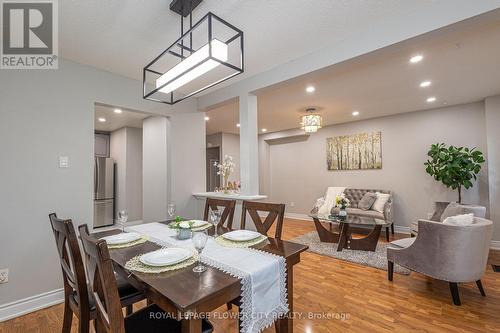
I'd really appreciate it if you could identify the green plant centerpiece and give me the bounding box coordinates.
[424,143,485,203]
[169,216,194,240]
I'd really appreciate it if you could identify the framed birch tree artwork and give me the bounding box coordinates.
[326,131,382,170]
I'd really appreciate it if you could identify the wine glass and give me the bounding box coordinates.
[117,210,128,232]
[167,202,176,220]
[192,230,208,273]
[209,209,222,237]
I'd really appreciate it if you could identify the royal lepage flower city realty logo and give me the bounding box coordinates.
[1,0,58,69]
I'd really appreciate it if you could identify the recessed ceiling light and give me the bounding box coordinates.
[409,55,423,63]
[114,108,122,114]
[427,97,436,103]
[352,111,360,116]
[98,117,106,122]
[420,80,431,88]
[306,86,315,93]
[204,116,210,121]
[261,128,267,132]
[236,123,240,127]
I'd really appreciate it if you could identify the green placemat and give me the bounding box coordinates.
[215,235,268,248]
[125,250,199,273]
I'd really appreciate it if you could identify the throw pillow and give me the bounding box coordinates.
[358,192,377,211]
[440,202,466,222]
[442,213,474,226]
[317,187,346,216]
[372,192,390,213]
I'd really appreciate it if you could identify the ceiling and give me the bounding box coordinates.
[205,12,500,135]
[60,0,443,92]
[94,104,150,132]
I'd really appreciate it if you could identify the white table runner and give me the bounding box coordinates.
[126,222,288,333]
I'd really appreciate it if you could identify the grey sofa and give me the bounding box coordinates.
[387,217,493,305]
[334,188,394,240]
[410,201,486,237]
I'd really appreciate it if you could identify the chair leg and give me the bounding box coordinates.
[61,300,73,333]
[449,282,461,306]
[391,223,395,235]
[476,280,486,296]
[125,304,133,316]
[385,227,390,242]
[226,302,233,310]
[387,261,394,281]
[78,313,90,333]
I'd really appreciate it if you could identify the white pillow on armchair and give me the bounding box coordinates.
[317,187,346,216]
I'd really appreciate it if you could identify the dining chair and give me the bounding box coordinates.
[241,201,286,239]
[203,197,236,228]
[78,225,214,333]
[48,213,144,333]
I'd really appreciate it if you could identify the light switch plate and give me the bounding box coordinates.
[59,156,69,168]
[0,268,8,284]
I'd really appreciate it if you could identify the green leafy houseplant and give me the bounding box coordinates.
[424,143,485,203]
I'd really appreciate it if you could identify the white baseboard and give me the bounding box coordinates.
[0,288,64,322]
[490,241,500,250]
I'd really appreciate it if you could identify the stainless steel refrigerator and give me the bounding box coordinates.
[94,157,114,228]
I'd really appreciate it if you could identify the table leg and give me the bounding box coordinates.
[275,262,294,333]
[337,223,349,251]
[182,318,202,333]
[313,218,340,243]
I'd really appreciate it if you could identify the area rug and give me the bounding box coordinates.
[291,231,411,275]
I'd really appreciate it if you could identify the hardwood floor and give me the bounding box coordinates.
[1,218,500,333]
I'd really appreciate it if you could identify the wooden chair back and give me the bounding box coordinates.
[203,198,236,228]
[240,201,286,239]
[48,213,90,313]
[78,225,125,333]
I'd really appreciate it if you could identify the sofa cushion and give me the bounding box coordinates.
[346,208,384,219]
[389,237,416,248]
[358,192,377,210]
[372,192,391,213]
[443,213,474,226]
[343,188,392,208]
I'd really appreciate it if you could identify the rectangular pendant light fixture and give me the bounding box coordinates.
[156,39,228,94]
[143,12,244,105]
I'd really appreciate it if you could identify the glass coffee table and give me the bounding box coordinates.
[309,213,389,252]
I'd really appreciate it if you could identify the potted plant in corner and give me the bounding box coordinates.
[424,143,485,203]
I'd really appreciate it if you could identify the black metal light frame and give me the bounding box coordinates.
[143,12,244,105]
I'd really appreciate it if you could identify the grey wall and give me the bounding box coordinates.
[0,59,202,311]
[206,132,241,183]
[126,127,143,222]
[259,103,490,233]
[110,127,143,222]
[485,95,500,241]
[143,117,169,223]
[110,128,127,217]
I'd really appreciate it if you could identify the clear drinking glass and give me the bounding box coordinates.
[209,209,222,237]
[192,230,208,273]
[117,210,128,232]
[167,202,176,219]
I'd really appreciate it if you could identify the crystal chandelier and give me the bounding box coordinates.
[300,108,323,133]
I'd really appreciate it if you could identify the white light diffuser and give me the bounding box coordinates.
[156,39,228,94]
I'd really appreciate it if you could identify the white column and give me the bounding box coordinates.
[239,93,259,195]
[485,95,500,242]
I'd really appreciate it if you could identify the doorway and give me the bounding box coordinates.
[206,147,220,191]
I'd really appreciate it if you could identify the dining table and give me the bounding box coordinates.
[92,221,308,333]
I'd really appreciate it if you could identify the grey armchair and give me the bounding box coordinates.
[387,217,493,305]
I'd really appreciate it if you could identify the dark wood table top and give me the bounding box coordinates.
[92,222,308,313]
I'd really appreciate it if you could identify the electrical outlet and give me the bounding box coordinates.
[290,202,295,207]
[0,269,8,284]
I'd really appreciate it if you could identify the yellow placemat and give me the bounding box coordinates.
[108,236,148,249]
[215,235,268,248]
[191,223,212,232]
[124,250,198,274]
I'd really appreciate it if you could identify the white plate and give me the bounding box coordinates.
[221,230,262,242]
[139,248,193,267]
[190,220,209,228]
[101,232,141,245]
